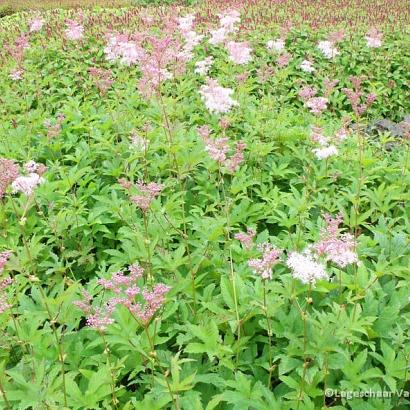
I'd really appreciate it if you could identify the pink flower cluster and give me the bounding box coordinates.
[104,33,144,66]
[317,40,339,59]
[129,181,164,212]
[199,79,238,114]
[0,252,13,314]
[234,228,256,249]
[287,249,329,285]
[267,38,285,52]
[248,243,281,280]
[314,213,358,267]
[10,69,24,81]
[88,67,113,95]
[226,41,252,65]
[65,20,84,41]
[29,18,45,33]
[44,114,65,139]
[310,126,349,160]
[209,9,241,45]
[300,59,315,73]
[343,76,376,117]
[0,159,19,198]
[178,14,204,61]
[195,57,214,75]
[365,28,383,48]
[201,128,246,173]
[305,96,329,115]
[75,263,170,330]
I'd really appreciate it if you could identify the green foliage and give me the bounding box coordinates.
[0,4,409,410]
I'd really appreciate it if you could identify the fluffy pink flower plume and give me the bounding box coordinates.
[226,41,252,65]
[75,263,170,329]
[305,96,329,115]
[323,78,339,97]
[287,249,329,285]
[6,34,29,64]
[277,52,291,68]
[199,79,238,114]
[9,69,24,81]
[0,251,13,314]
[343,76,376,116]
[12,173,44,196]
[267,38,285,52]
[195,57,214,75]
[29,18,44,33]
[201,128,246,172]
[104,33,144,66]
[0,159,19,198]
[310,125,351,160]
[209,9,241,45]
[317,40,339,59]
[248,243,281,280]
[24,161,47,175]
[314,213,358,267]
[137,36,185,98]
[235,228,256,249]
[298,86,317,101]
[177,14,203,60]
[365,28,383,48]
[65,20,84,41]
[300,60,315,73]
[130,181,164,212]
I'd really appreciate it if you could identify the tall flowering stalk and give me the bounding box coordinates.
[74,264,176,407]
[248,242,281,386]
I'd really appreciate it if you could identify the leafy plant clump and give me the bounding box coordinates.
[0,3,409,410]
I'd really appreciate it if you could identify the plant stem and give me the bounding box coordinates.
[263,280,273,387]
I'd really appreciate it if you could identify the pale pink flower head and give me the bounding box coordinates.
[218,9,241,32]
[287,249,329,286]
[323,78,339,97]
[203,136,230,162]
[10,69,24,81]
[365,28,383,48]
[130,181,164,212]
[267,39,285,52]
[197,125,211,139]
[227,141,246,172]
[277,52,291,68]
[235,228,256,249]
[129,130,149,152]
[0,159,19,198]
[314,213,358,267]
[226,41,252,65]
[298,86,317,102]
[65,20,84,41]
[305,97,328,115]
[317,41,339,59]
[0,276,13,314]
[29,18,45,33]
[199,79,238,114]
[312,145,338,159]
[178,14,195,32]
[248,243,281,280]
[195,57,214,75]
[310,126,328,146]
[11,173,44,196]
[300,60,315,73]
[209,27,227,46]
[104,33,144,66]
[0,251,12,274]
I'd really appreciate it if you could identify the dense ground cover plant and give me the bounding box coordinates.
[0,2,409,409]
